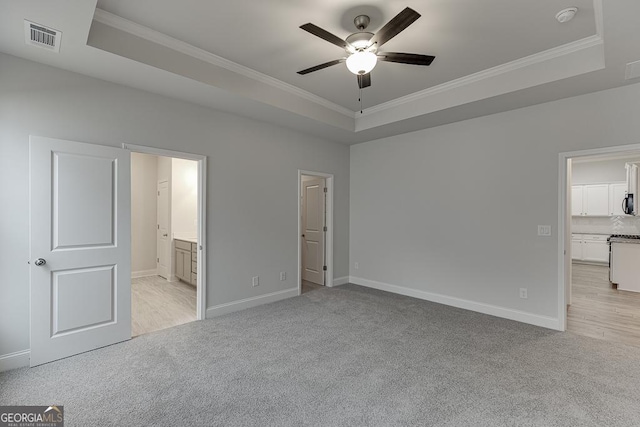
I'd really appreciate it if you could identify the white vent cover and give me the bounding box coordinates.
[625,60,640,80]
[24,20,61,52]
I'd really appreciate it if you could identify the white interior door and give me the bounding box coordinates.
[156,180,170,279]
[29,136,131,367]
[302,177,326,285]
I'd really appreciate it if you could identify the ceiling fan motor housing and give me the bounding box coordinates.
[346,32,375,52]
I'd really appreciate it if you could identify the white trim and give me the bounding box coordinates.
[206,288,298,318]
[0,349,30,372]
[122,143,207,321]
[350,276,561,330]
[360,35,603,118]
[131,269,157,278]
[93,2,603,127]
[331,276,349,287]
[594,0,604,38]
[558,142,640,332]
[298,170,334,296]
[93,9,355,119]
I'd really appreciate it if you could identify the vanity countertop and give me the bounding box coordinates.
[174,237,197,244]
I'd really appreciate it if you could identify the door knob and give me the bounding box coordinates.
[34,258,46,266]
[163,234,168,237]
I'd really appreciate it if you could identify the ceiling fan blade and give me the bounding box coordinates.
[369,7,421,49]
[297,59,345,75]
[357,73,371,89]
[378,52,435,66]
[300,23,350,50]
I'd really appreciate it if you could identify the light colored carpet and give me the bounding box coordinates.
[2,284,640,426]
[131,276,196,337]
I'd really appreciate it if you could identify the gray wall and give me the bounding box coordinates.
[350,81,640,323]
[0,53,350,357]
[131,152,158,274]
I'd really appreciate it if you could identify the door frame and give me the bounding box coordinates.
[124,143,207,321]
[156,179,171,280]
[558,143,640,331]
[298,170,334,295]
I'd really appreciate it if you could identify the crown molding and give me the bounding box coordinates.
[94,0,603,127]
[359,0,604,119]
[594,0,604,38]
[92,8,356,119]
[359,34,603,118]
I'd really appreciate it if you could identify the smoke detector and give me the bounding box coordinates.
[556,7,578,23]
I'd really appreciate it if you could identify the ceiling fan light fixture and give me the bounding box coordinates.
[346,51,377,75]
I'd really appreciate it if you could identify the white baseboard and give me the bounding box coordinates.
[330,276,349,287]
[167,275,179,283]
[349,276,561,330]
[0,349,30,372]
[206,288,298,318]
[131,269,158,278]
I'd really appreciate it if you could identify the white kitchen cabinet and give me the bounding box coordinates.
[583,184,609,216]
[571,234,583,260]
[572,183,624,216]
[582,235,609,263]
[571,187,584,216]
[609,183,627,216]
[572,234,609,263]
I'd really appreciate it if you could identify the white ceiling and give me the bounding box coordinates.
[0,0,639,144]
[95,0,596,111]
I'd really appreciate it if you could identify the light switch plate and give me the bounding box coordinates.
[538,225,552,236]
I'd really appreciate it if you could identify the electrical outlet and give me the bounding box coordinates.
[252,276,259,287]
[280,271,286,281]
[537,225,552,236]
[354,262,359,270]
[519,288,528,299]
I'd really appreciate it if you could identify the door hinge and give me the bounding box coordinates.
[323,226,327,232]
[158,191,160,196]
[323,265,327,271]
[157,258,159,263]
[157,224,160,229]
[324,187,327,193]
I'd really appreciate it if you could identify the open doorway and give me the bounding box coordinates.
[129,145,206,336]
[562,147,640,345]
[298,170,334,295]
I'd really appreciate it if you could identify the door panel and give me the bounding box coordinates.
[30,136,131,367]
[157,181,169,279]
[302,177,325,285]
[54,153,115,248]
[53,266,114,335]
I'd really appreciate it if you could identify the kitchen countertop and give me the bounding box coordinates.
[609,237,640,244]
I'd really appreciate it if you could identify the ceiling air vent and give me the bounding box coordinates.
[24,20,61,52]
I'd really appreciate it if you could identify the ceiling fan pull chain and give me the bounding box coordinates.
[359,87,363,114]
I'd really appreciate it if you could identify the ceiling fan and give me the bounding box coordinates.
[297,7,435,89]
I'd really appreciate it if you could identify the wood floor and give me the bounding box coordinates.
[302,279,323,294]
[131,276,197,337]
[568,263,640,346]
